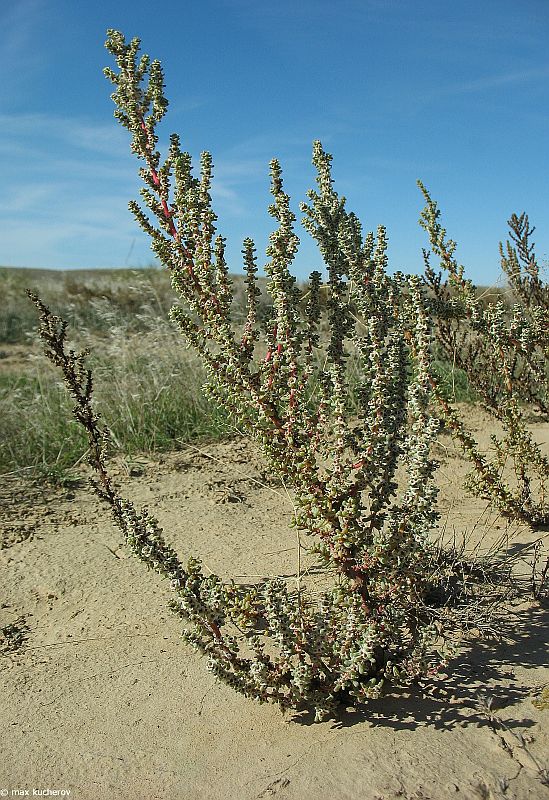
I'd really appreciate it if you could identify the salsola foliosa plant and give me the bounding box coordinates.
[29,29,511,722]
[500,212,549,415]
[419,184,549,528]
[500,213,549,327]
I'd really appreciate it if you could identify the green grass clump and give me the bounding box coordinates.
[431,358,477,403]
[0,324,230,482]
[0,370,88,481]
[1,266,269,482]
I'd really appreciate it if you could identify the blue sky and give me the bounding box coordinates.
[1,0,548,285]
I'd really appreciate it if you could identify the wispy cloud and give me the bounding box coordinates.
[0,113,129,157]
[0,0,42,63]
[0,111,148,268]
[0,0,47,105]
[0,111,275,267]
[422,65,549,101]
[1,214,147,270]
[0,184,53,214]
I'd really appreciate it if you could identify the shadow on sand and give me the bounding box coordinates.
[291,599,549,730]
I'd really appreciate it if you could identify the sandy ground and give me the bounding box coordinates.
[1,406,549,800]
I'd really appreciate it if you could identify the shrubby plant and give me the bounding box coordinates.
[29,30,530,720]
[420,186,549,527]
[500,213,549,323]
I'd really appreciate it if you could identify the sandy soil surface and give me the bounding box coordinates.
[1,406,548,800]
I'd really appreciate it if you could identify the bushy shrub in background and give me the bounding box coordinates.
[420,187,549,527]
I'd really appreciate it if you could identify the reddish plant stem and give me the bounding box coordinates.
[137,114,226,316]
[139,118,179,240]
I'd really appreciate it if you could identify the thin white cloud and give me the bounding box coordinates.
[0,0,47,104]
[1,189,153,269]
[0,0,42,62]
[0,109,273,266]
[0,184,53,214]
[0,113,129,157]
[210,182,248,217]
[0,111,145,267]
[424,65,549,100]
